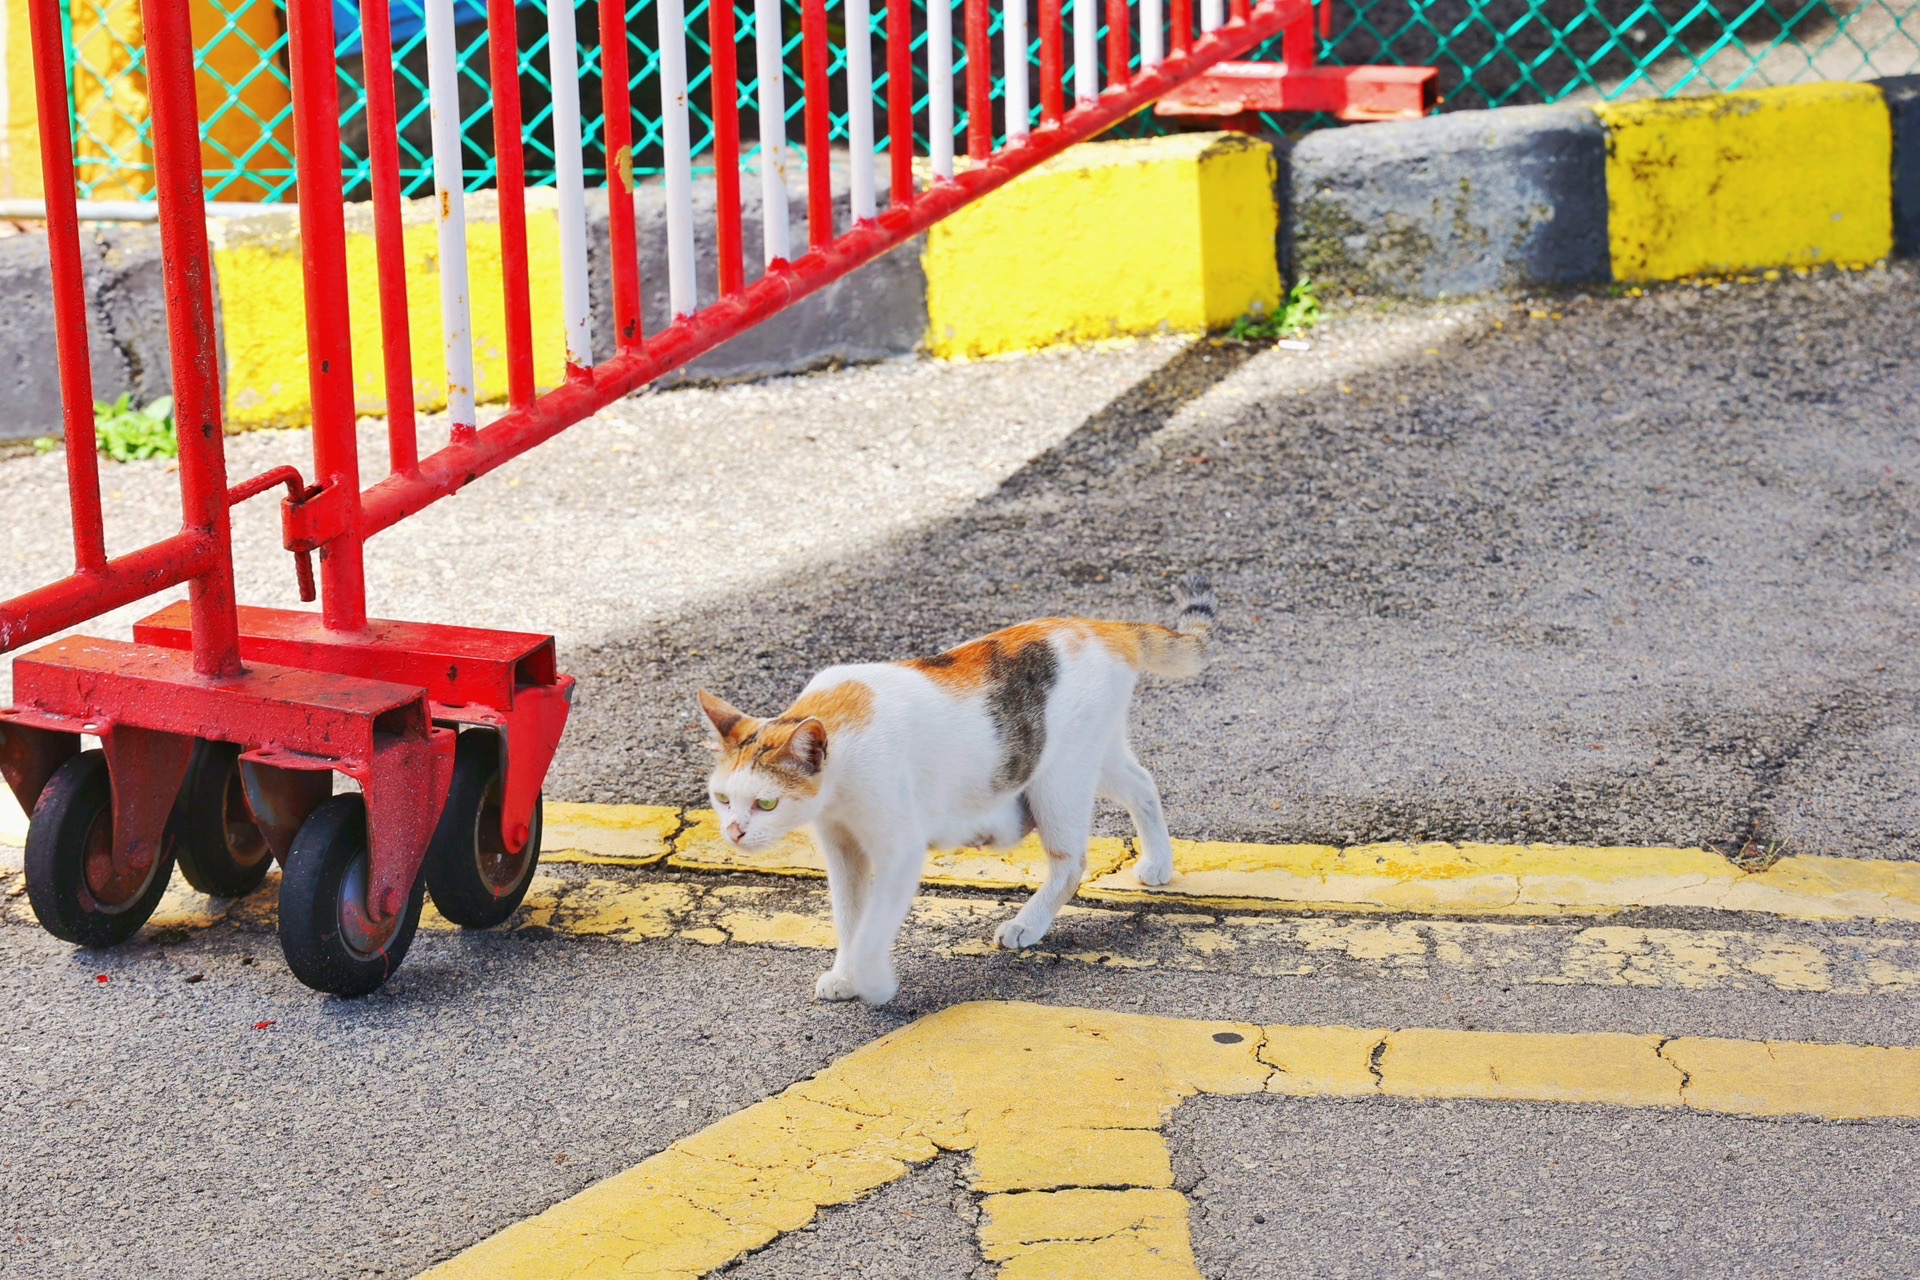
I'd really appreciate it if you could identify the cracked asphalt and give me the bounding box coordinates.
[2,261,1919,1279]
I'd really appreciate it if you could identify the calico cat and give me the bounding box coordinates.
[697,575,1214,1005]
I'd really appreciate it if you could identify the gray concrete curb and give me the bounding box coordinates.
[1880,76,1920,260]
[0,224,186,442]
[1282,102,1612,298]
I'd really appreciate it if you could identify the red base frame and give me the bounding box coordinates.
[1156,61,1439,122]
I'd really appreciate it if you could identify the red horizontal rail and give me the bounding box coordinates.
[357,4,1290,538]
[0,532,215,653]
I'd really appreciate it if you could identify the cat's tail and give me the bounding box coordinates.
[1135,573,1215,678]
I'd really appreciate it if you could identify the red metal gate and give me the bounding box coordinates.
[2,0,1422,994]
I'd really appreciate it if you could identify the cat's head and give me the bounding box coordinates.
[697,689,830,849]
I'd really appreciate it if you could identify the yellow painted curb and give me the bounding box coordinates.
[417,1001,1920,1280]
[1082,837,1920,924]
[211,190,570,429]
[541,802,679,866]
[669,808,1133,891]
[2,0,42,201]
[923,133,1281,360]
[1600,82,1893,282]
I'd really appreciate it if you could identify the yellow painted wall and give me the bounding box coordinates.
[923,133,1281,360]
[1600,82,1893,282]
[214,192,571,430]
[3,0,43,199]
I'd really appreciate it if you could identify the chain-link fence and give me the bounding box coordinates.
[55,0,1920,199]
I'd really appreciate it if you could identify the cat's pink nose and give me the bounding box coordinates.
[725,821,746,844]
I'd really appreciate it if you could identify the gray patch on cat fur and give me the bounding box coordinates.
[987,640,1057,790]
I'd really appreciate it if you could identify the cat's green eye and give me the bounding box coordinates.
[715,793,730,806]
[754,797,779,812]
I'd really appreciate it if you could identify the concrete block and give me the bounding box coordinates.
[922,133,1280,360]
[586,167,927,382]
[0,225,177,441]
[1286,103,1609,298]
[1878,76,1920,259]
[1599,83,1893,282]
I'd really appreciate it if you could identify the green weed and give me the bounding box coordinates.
[94,394,177,462]
[1227,276,1322,344]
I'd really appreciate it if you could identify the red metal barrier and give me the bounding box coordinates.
[1,0,1392,995]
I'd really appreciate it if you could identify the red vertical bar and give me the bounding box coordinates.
[286,0,369,633]
[26,0,105,573]
[710,0,745,295]
[1317,0,1331,41]
[1106,0,1127,85]
[802,0,832,248]
[138,0,242,674]
[1038,0,1063,121]
[964,0,989,159]
[1170,0,1189,54]
[599,0,642,348]
[487,0,538,399]
[1229,0,1249,23]
[887,0,913,203]
[1283,1,1310,67]
[363,0,420,472]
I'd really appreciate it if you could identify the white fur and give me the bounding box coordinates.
[706,633,1178,1006]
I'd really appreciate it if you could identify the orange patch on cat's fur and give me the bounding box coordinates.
[720,681,875,799]
[782,680,876,733]
[906,618,1166,693]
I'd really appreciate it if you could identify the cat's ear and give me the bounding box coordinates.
[697,690,755,748]
[776,717,829,776]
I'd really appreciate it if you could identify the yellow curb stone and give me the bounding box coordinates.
[1662,1038,1920,1120]
[1731,855,1920,923]
[1599,82,1893,282]
[670,808,1131,890]
[541,802,680,866]
[1380,1029,1683,1108]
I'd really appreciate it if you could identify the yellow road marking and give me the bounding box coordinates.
[417,1001,1920,1279]
[12,868,1920,997]
[9,798,1919,925]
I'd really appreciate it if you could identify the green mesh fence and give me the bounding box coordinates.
[60,0,1920,200]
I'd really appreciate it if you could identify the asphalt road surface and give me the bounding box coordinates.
[2,263,1917,1280]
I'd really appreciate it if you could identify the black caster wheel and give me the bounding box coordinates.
[25,750,175,947]
[168,740,274,899]
[278,795,424,997]
[424,730,542,929]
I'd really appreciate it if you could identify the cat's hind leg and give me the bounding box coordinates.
[993,769,1096,950]
[1100,741,1175,886]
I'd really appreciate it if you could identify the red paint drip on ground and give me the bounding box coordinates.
[254,1020,276,1030]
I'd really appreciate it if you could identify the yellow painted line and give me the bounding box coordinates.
[541,803,679,867]
[670,807,1133,891]
[1600,82,1893,282]
[418,1001,1920,1279]
[922,132,1281,360]
[1083,837,1920,924]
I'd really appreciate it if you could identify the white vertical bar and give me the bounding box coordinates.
[753,0,791,263]
[547,0,592,366]
[928,0,954,178]
[1200,0,1223,32]
[1004,0,1029,140]
[1141,0,1162,65]
[846,0,877,217]
[1073,0,1096,101]
[657,0,698,314]
[423,0,476,428]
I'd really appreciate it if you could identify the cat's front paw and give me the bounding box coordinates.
[1133,854,1174,887]
[993,918,1047,950]
[814,970,861,1002]
[815,968,898,1005]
